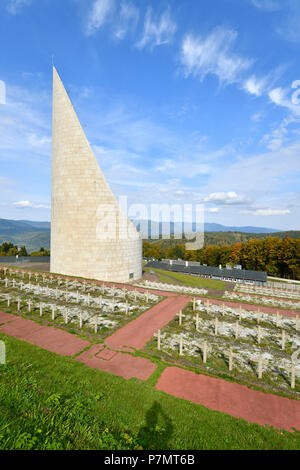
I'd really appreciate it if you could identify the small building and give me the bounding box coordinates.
[144,259,267,285]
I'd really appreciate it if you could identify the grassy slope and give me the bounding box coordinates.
[0,334,299,450]
[145,268,227,290]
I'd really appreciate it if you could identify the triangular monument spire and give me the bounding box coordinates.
[51,67,142,282]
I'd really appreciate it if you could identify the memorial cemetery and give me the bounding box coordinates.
[146,297,300,394]
[0,267,160,339]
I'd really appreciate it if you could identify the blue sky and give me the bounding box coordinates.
[0,0,300,230]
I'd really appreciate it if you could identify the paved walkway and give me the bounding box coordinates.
[105,296,191,351]
[156,367,300,432]
[75,344,157,380]
[0,312,89,356]
[1,284,300,432]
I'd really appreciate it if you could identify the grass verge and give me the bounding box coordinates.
[145,268,227,291]
[0,333,299,450]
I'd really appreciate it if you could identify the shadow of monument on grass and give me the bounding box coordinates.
[137,401,173,450]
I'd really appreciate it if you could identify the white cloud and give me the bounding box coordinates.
[243,75,268,96]
[243,208,291,216]
[268,87,300,116]
[251,0,282,11]
[6,0,33,15]
[174,190,185,196]
[85,0,115,36]
[261,116,296,150]
[252,112,263,122]
[207,207,220,213]
[114,1,139,40]
[204,192,251,205]
[269,87,285,105]
[13,200,50,209]
[136,7,177,50]
[0,84,51,159]
[180,27,252,85]
[28,133,51,148]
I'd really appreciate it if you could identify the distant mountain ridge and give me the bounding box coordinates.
[0,219,51,253]
[133,220,280,236]
[0,218,297,253]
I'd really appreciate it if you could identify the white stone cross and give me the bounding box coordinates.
[257,326,262,344]
[257,309,261,324]
[157,329,161,350]
[276,311,281,328]
[235,321,239,339]
[256,353,268,379]
[179,336,183,356]
[214,317,219,336]
[226,347,234,371]
[222,303,225,317]
[201,341,208,364]
[178,310,185,326]
[281,330,287,351]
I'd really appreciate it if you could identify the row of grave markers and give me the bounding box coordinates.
[3,292,131,315]
[190,298,299,331]
[178,307,298,350]
[2,277,151,305]
[2,293,114,333]
[1,268,152,301]
[156,329,298,389]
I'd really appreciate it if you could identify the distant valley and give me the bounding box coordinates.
[0,218,299,253]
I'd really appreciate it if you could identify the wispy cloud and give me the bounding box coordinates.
[243,75,268,96]
[0,84,51,160]
[13,200,50,209]
[85,0,115,36]
[251,0,282,11]
[268,86,300,115]
[242,208,291,216]
[114,1,139,40]
[180,27,252,85]
[203,192,252,205]
[6,0,33,15]
[252,0,300,43]
[136,7,177,50]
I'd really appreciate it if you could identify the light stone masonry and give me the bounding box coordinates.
[51,67,142,282]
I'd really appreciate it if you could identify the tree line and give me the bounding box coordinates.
[143,237,300,280]
[0,242,50,257]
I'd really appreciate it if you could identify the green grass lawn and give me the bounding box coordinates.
[145,268,227,291]
[0,333,299,450]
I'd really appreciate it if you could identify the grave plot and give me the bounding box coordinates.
[223,291,300,310]
[234,284,300,301]
[145,299,300,393]
[0,268,161,339]
[138,280,208,296]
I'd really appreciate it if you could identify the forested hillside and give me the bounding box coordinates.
[143,237,300,280]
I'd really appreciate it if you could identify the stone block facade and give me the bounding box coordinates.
[50,67,142,282]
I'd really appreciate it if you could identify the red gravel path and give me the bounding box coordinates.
[0,312,89,356]
[156,367,300,432]
[105,296,191,351]
[75,344,156,380]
